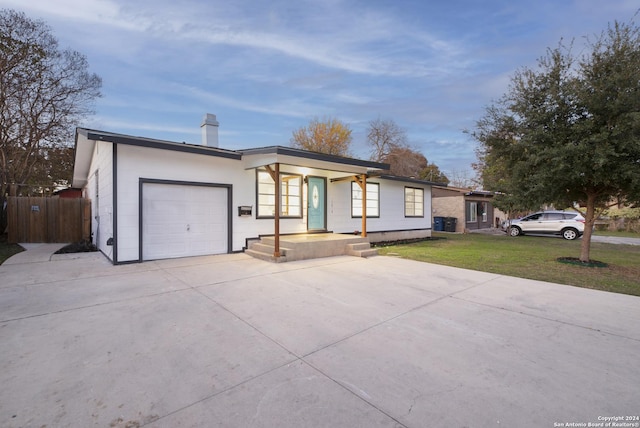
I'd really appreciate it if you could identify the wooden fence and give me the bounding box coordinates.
[7,197,91,244]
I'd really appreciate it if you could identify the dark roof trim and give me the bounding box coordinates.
[78,128,242,160]
[378,174,444,186]
[241,146,390,170]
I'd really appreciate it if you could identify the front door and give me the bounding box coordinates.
[307,176,326,231]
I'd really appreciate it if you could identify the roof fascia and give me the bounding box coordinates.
[82,128,242,160]
[241,146,389,171]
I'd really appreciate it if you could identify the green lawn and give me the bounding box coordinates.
[377,232,640,296]
[0,236,23,265]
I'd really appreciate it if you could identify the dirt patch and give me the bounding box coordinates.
[55,240,98,254]
[557,257,608,268]
[371,237,443,248]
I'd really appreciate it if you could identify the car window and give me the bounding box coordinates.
[563,213,577,219]
[545,213,563,220]
[525,213,542,221]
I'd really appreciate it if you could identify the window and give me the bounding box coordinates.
[256,170,302,218]
[481,202,488,222]
[468,201,477,222]
[351,182,379,217]
[404,187,424,217]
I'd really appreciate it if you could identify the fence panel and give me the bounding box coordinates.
[7,197,91,244]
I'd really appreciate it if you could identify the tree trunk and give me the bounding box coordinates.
[579,193,597,262]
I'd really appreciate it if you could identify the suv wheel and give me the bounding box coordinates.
[562,228,579,240]
[509,226,522,237]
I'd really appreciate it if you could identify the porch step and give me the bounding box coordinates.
[245,233,377,262]
[346,242,379,258]
[246,241,293,263]
[244,249,288,263]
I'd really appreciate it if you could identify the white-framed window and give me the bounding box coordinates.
[481,202,488,223]
[468,201,477,222]
[404,187,424,217]
[351,182,379,218]
[256,170,302,218]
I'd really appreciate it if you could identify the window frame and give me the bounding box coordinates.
[404,187,424,218]
[351,181,380,218]
[256,169,303,219]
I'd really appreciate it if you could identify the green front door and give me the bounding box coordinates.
[307,176,326,231]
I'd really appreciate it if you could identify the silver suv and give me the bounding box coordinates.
[502,210,585,240]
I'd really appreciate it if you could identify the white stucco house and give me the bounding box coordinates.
[72,114,436,264]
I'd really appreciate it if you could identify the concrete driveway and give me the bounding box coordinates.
[1,248,639,428]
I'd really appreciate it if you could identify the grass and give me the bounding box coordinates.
[377,232,640,296]
[0,235,24,265]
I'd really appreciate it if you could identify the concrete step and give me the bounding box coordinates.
[348,242,372,251]
[351,248,378,258]
[346,242,378,258]
[244,249,288,263]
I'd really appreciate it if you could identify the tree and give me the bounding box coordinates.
[367,117,408,161]
[366,118,448,183]
[290,117,352,156]
[471,21,640,262]
[0,9,102,228]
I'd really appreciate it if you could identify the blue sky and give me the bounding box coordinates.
[2,0,638,181]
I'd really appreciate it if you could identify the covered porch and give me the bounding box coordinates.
[241,146,389,262]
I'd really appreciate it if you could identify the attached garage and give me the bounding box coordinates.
[140,180,232,261]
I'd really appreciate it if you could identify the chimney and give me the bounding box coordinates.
[200,113,219,147]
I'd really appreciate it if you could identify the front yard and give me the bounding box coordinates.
[377,232,640,296]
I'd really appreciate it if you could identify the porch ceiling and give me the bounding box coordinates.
[242,147,389,175]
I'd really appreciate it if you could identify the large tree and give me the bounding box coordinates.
[290,117,352,156]
[367,118,448,183]
[0,9,101,227]
[367,117,408,161]
[472,21,640,262]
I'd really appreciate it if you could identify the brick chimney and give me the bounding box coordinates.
[200,113,219,147]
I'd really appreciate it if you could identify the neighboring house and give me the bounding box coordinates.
[53,188,83,198]
[72,114,437,264]
[432,185,505,232]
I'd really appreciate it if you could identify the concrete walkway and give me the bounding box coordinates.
[1,248,639,427]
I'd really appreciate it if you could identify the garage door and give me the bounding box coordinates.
[142,182,229,260]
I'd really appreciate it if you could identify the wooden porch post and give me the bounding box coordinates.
[361,174,367,237]
[273,162,281,257]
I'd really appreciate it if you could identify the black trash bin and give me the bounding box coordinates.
[444,217,457,232]
[434,216,445,231]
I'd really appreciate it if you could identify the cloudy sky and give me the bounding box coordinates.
[2,0,637,179]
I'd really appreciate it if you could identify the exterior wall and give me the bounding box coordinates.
[85,141,114,260]
[328,179,432,238]
[115,145,251,262]
[432,194,464,232]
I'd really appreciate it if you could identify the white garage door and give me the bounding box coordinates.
[142,183,228,260]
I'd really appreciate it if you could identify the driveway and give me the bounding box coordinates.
[1,249,639,427]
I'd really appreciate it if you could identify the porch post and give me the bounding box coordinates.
[274,163,281,257]
[361,174,367,237]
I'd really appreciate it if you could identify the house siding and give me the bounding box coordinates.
[328,179,432,239]
[86,140,114,260]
